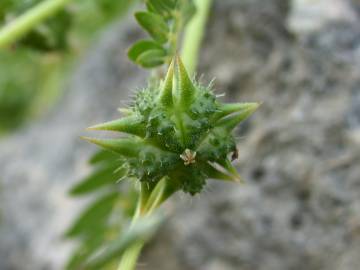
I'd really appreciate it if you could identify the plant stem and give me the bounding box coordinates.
[117,242,143,270]
[181,0,213,76]
[0,0,72,49]
[117,179,169,270]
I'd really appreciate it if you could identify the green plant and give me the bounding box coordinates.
[75,1,258,269]
[0,0,259,269]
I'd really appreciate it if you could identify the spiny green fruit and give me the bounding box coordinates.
[83,56,258,195]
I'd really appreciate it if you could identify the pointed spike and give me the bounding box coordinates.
[81,137,139,157]
[214,102,259,121]
[117,108,133,116]
[216,159,243,183]
[204,163,234,181]
[217,102,260,131]
[229,172,244,183]
[175,55,195,108]
[87,116,146,137]
[206,162,243,183]
[159,59,174,107]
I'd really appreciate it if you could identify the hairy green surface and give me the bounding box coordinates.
[85,56,258,195]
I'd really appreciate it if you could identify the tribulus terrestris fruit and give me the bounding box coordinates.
[83,56,259,195]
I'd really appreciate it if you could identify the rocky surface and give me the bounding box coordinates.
[1,0,360,270]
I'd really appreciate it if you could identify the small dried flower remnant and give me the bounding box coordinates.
[83,56,259,195]
[180,149,197,165]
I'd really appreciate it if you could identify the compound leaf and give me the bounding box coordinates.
[135,11,169,44]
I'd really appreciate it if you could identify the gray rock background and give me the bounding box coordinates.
[1,0,360,269]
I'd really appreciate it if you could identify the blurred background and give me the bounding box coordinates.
[0,0,360,269]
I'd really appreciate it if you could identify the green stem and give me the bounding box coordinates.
[167,10,181,62]
[117,242,143,270]
[0,0,72,48]
[117,179,170,270]
[181,0,213,76]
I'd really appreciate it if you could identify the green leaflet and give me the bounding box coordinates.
[136,48,167,68]
[135,11,169,44]
[145,0,176,17]
[69,163,127,196]
[145,0,194,24]
[83,212,165,270]
[88,149,118,165]
[65,233,105,270]
[66,179,139,269]
[65,192,119,238]
[127,39,165,63]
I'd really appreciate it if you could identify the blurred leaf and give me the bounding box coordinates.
[0,0,137,51]
[0,50,39,132]
[0,0,12,21]
[19,8,72,51]
[127,39,165,62]
[65,192,119,238]
[0,0,72,51]
[69,163,126,196]
[96,0,135,18]
[136,49,166,68]
[84,212,165,270]
[145,0,176,17]
[135,11,169,44]
[89,149,119,165]
[66,234,105,270]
